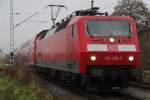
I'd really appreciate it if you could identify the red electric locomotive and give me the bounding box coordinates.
[17,7,140,91]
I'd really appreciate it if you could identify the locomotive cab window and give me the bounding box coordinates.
[86,20,132,37]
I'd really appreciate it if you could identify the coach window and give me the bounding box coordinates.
[72,25,77,37]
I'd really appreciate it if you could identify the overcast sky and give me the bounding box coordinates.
[0,0,150,53]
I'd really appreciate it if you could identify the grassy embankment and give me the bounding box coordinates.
[0,62,54,100]
[0,76,53,100]
[0,58,87,100]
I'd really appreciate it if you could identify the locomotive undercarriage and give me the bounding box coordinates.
[84,67,130,91]
[32,64,133,91]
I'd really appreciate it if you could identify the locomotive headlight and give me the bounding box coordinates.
[129,56,134,62]
[90,55,96,61]
[109,37,115,43]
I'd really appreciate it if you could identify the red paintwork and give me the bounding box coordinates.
[17,16,140,75]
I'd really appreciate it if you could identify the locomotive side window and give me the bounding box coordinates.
[72,25,77,37]
[45,28,57,38]
[39,30,49,40]
[87,20,132,37]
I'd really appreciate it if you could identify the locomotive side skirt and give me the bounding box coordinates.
[35,60,80,73]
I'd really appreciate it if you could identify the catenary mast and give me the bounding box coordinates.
[10,0,15,64]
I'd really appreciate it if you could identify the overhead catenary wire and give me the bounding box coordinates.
[9,3,50,64]
[14,4,53,27]
[15,12,39,28]
[25,20,48,23]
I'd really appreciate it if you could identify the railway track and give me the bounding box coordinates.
[38,72,143,100]
[129,82,150,90]
[123,82,150,100]
[86,91,143,100]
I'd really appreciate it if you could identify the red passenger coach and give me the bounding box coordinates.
[17,7,140,91]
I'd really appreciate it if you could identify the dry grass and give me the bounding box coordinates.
[142,71,150,83]
[0,57,54,100]
[0,63,88,100]
[0,57,7,65]
[0,76,54,100]
[3,63,38,84]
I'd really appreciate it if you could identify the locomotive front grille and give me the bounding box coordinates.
[87,65,133,77]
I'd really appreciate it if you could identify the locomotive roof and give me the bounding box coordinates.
[49,15,134,33]
[51,7,134,30]
[69,16,134,24]
[55,15,134,28]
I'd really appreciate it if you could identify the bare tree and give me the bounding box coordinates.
[112,0,150,28]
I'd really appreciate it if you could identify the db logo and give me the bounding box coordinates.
[108,45,118,51]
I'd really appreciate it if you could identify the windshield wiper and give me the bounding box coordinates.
[128,34,132,38]
[87,27,94,38]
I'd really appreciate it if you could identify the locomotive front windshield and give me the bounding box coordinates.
[87,20,132,37]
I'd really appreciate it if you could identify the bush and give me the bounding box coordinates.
[4,63,38,84]
[0,61,54,100]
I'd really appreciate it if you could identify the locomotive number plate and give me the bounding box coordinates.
[104,56,123,61]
